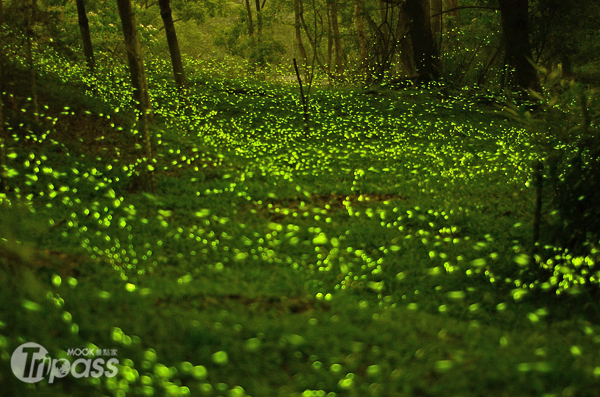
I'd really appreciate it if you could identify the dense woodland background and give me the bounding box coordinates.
[1,0,600,396]
[3,0,600,88]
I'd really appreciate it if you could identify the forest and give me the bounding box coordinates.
[1,0,600,395]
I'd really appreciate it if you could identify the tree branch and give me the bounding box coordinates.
[376,2,500,17]
[431,6,500,18]
[158,18,182,31]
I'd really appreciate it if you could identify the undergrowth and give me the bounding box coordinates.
[1,44,600,397]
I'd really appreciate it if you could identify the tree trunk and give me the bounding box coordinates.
[379,1,391,49]
[363,7,385,83]
[498,0,540,91]
[158,0,186,93]
[397,7,416,77]
[255,0,262,43]
[116,0,154,191]
[299,0,315,54]
[353,0,368,80]
[431,0,442,34]
[431,0,442,52]
[75,0,95,73]
[403,0,440,82]
[329,0,343,76]
[0,0,6,193]
[532,160,543,256]
[294,0,308,67]
[245,0,254,37]
[26,0,39,123]
[561,54,573,77]
[326,7,332,73]
[116,0,152,120]
[293,58,309,132]
[299,0,323,72]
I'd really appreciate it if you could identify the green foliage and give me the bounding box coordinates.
[440,8,503,88]
[171,0,228,25]
[504,69,600,295]
[529,0,600,72]
[247,38,286,67]
[213,6,286,67]
[2,27,600,397]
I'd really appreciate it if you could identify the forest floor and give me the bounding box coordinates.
[1,58,600,397]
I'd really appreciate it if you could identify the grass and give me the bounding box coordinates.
[1,48,600,397]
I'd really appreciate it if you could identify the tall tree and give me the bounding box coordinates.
[116,0,154,190]
[75,0,95,73]
[0,0,7,193]
[431,0,443,49]
[364,1,395,82]
[403,0,441,81]
[397,6,416,77]
[328,0,343,76]
[353,0,368,79]
[26,0,39,122]
[299,0,322,72]
[326,4,333,72]
[498,0,540,90]
[379,1,392,59]
[245,0,254,38]
[254,0,262,43]
[293,0,308,67]
[361,2,414,82]
[158,0,186,92]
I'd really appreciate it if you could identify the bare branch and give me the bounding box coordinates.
[431,6,499,18]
